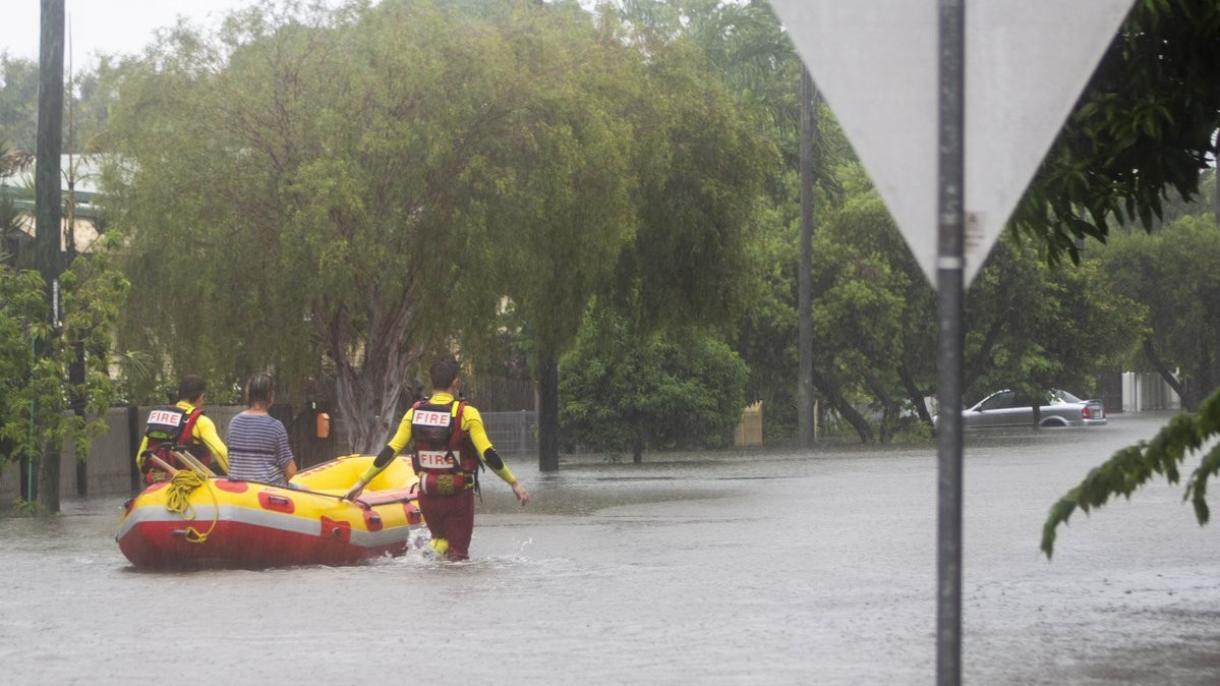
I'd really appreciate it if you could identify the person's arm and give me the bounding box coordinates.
[275,421,297,482]
[193,415,229,474]
[345,409,414,499]
[135,435,150,471]
[464,407,530,505]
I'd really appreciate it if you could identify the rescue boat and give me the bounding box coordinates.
[116,454,423,568]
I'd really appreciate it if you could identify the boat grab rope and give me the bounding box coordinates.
[165,470,219,544]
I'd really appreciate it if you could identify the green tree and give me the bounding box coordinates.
[611,1,860,447]
[113,3,504,445]
[0,54,39,152]
[105,0,700,455]
[561,307,747,463]
[494,6,774,470]
[966,242,1144,425]
[0,52,119,155]
[1097,215,1220,410]
[487,4,642,472]
[0,251,128,508]
[105,1,561,449]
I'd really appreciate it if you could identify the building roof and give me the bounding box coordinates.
[0,154,106,254]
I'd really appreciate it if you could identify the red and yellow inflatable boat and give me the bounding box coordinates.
[116,454,423,568]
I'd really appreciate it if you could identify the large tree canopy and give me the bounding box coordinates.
[104,0,772,457]
[106,1,636,450]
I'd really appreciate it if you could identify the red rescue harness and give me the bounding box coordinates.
[410,400,479,496]
[141,405,212,483]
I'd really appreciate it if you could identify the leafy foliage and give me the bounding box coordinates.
[601,10,777,336]
[489,5,643,363]
[105,0,655,450]
[1042,384,1220,558]
[739,164,1140,444]
[1,52,123,154]
[0,251,128,474]
[1013,0,1220,263]
[0,54,39,152]
[560,308,747,461]
[1095,214,1220,409]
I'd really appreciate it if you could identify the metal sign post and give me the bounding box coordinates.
[935,2,965,683]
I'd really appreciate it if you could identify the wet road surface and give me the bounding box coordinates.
[1,413,1217,685]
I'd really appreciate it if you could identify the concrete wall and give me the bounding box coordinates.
[1121,372,1182,412]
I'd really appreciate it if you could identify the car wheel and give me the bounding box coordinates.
[1039,417,1068,428]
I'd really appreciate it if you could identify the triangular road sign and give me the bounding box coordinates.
[769,0,1135,285]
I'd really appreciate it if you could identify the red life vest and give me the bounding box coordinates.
[141,405,213,482]
[410,400,478,496]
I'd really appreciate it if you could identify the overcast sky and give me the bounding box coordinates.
[2,1,295,66]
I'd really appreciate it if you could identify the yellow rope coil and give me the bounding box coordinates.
[164,470,219,544]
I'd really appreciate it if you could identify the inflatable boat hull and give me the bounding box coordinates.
[116,455,422,568]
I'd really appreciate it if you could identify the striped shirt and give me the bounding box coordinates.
[225,412,294,485]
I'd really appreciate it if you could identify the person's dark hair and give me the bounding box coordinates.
[245,372,275,407]
[429,359,461,390]
[177,375,207,403]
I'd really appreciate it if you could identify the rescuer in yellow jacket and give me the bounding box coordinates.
[346,359,529,560]
[135,375,229,482]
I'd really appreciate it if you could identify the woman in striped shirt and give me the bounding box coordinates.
[225,373,297,486]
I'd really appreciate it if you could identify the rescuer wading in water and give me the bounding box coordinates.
[345,359,530,560]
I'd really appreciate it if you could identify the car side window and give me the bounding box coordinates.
[979,391,1014,411]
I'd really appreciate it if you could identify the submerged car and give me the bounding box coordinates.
[957,389,1106,429]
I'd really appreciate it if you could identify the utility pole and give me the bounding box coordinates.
[797,66,818,448]
[35,0,65,512]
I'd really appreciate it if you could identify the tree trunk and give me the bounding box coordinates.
[333,362,406,454]
[631,423,644,464]
[537,350,560,472]
[1144,338,1191,410]
[811,367,874,443]
[899,363,934,429]
[1194,336,1214,412]
[35,0,65,514]
[323,294,419,454]
[1031,400,1042,429]
[963,316,1004,393]
[862,370,896,444]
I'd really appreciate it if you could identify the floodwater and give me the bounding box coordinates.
[2,413,1218,685]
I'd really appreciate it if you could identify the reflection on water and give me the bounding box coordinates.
[1,414,1218,685]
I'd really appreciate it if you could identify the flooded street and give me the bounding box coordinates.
[2,413,1218,685]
